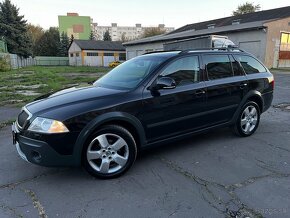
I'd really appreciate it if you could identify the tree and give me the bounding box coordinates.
[34,27,60,56]
[69,34,74,44]
[27,24,44,56]
[59,32,69,57]
[89,30,95,40]
[142,27,166,38]
[0,0,32,57]
[103,30,112,41]
[121,32,128,42]
[232,2,261,16]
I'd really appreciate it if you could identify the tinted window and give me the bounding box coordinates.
[160,56,199,86]
[204,55,233,80]
[234,55,266,74]
[95,55,167,90]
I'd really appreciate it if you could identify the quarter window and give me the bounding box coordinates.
[160,56,200,86]
[234,55,266,74]
[204,55,233,80]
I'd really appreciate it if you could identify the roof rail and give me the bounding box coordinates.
[143,50,179,55]
[179,46,245,54]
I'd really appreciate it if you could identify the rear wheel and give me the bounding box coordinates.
[82,125,137,179]
[232,101,260,137]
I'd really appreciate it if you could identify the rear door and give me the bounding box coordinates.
[202,54,248,126]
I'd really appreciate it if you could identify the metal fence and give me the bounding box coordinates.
[0,53,69,69]
[35,56,69,66]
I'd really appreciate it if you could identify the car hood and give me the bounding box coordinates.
[26,85,126,115]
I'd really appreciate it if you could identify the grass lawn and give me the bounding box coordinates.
[0,66,110,107]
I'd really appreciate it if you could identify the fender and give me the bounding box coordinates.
[231,90,264,124]
[71,112,146,166]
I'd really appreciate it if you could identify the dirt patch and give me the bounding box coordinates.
[273,103,290,111]
[14,84,48,89]
[15,90,41,96]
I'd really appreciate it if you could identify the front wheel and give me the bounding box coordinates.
[232,101,260,137]
[82,125,137,179]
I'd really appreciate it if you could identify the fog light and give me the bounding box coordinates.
[31,151,41,162]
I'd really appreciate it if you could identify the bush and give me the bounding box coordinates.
[0,56,10,72]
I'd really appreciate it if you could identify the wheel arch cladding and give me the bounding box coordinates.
[72,112,146,166]
[247,95,263,112]
[242,91,264,112]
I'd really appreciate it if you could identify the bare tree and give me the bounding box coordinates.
[142,27,166,38]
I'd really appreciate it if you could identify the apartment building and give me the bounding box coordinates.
[92,23,174,41]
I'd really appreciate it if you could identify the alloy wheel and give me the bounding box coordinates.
[240,105,258,134]
[86,133,129,174]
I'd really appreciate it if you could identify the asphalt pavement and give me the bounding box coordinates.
[0,70,289,218]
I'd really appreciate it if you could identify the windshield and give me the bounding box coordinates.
[94,55,167,90]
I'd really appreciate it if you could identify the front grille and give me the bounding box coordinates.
[17,110,29,128]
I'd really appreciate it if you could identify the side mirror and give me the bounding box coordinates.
[153,77,176,90]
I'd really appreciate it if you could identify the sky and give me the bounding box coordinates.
[10,0,290,29]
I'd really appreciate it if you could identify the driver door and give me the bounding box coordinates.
[139,55,207,143]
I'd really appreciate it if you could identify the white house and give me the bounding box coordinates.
[69,40,126,67]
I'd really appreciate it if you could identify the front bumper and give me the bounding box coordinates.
[12,122,77,167]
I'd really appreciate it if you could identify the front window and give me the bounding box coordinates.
[94,55,167,90]
[160,56,200,86]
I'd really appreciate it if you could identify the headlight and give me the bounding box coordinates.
[28,117,69,133]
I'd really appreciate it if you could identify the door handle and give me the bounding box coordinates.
[195,90,206,96]
[240,83,248,89]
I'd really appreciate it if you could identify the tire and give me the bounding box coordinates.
[232,101,260,137]
[82,125,137,179]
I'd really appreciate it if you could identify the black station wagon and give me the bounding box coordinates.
[12,49,274,178]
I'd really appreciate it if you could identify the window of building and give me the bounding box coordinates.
[70,53,74,57]
[234,55,266,74]
[145,49,153,53]
[280,32,290,51]
[76,53,80,57]
[87,52,98,56]
[207,24,215,29]
[119,53,126,61]
[232,19,241,25]
[104,53,114,56]
[204,55,233,80]
[160,56,200,86]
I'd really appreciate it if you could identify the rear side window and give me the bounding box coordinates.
[204,55,233,80]
[160,56,199,86]
[234,55,266,74]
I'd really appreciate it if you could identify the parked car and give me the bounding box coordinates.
[12,49,274,179]
[109,61,121,68]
